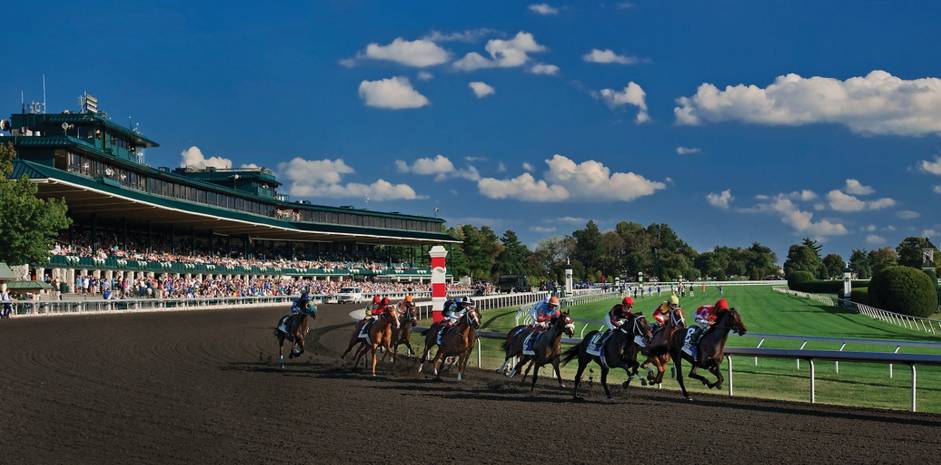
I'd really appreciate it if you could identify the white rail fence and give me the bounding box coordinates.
[771,287,836,306]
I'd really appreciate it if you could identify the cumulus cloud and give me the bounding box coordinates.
[920,155,941,175]
[934,185,941,194]
[676,146,701,155]
[395,155,480,181]
[598,82,649,123]
[180,146,232,169]
[740,194,848,237]
[422,28,496,43]
[897,210,920,220]
[826,190,895,212]
[417,71,434,81]
[529,63,560,75]
[529,225,557,233]
[844,178,875,195]
[468,81,495,98]
[866,234,886,245]
[353,38,450,67]
[528,3,559,15]
[522,162,535,172]
[477,154,665,203]
[924,228,938,238]
[706,189,734,209]
[240,163,261,169]
[453,31,547,71]
[559,216,588,224]
[278,157,420,201]
[582,49,637,65]
[674,70,941,136]
[358,76,429,109]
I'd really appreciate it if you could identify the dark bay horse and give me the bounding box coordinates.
[561,314,652,400]
[640,307,686,385]
[340,306,400,376]
[274,312,316,368]
[498,312,575,391]
[392,302,417,357]
[669,308,747,400]
[417,307,481,381]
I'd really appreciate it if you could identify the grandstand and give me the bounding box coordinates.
[0,95,458,297]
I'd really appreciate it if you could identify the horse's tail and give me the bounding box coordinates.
[560,339,584,366]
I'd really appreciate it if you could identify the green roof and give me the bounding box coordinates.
[14,159,457,243]
[6,280,52,290]
[11,112,159,147]
[0,263,15,281]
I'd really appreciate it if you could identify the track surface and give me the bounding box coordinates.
[2,305,940,465]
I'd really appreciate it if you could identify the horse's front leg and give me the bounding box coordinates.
[276,335,285,368]
[673,351,690,400]
[552,358,566,388]
[370,343,380,377]
[689,365,710,387]
[707,362,724,389]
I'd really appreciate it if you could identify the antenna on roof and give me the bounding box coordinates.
[20,90,24,113]
[42,74,46,114]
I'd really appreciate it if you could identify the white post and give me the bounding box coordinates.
[809,359,816,404]
[727,355,734,397]
[911,364,918,413]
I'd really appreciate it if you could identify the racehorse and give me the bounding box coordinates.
[273,310,316,368]
[561,314,652,400]
[340,305,400,376]
[640,307,686,385]
[497,312,576,391]
[391,302,417,357]
[668,308,747,400]
[417,306,481,381]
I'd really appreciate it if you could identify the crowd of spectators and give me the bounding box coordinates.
[50,233,419,272]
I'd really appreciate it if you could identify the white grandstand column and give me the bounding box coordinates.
[429,245,447,323]
[105,270,113,280]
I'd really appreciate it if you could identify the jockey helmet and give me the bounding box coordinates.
[548,296,560,307]
[404,294,413,302]
[669,294,680,306]
[715,298,730,311]
[622,296,634,307]
[380,297,390,306]
[372,295,381,305]
[461,296,470,303]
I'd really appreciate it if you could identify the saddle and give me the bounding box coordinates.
[358,318,376,342]
[681,326,704,361]
[436,323,457,345]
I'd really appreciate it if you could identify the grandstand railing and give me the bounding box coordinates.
[9,295,297,317]
[409,291,551,321]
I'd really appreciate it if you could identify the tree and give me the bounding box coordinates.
[897,236,937,268]
[849,249,871,279]
[0,142,72,266]
[493,230,530,277]
[802,238,823,259]
[746,242,777,279]
[784,244,821,277]
[869,247,898,274]
[572,221,603,276]
[445,227,470,278]
[822,254,846,279]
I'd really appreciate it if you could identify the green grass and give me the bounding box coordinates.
[411,286,941,413]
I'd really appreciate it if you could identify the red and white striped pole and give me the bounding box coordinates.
[429,245,448,323]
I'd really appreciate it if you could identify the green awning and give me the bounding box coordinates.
[5,280,52,290]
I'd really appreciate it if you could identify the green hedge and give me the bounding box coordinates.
[849,287,869,305]
[925,268,941,305]
[868,266,937,317]
[789,276,869,294]
[787,271,815,290]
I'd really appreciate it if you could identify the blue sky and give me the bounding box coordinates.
[4,0,941,260]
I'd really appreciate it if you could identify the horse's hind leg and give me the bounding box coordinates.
[673,352,690,400]
[707,363,724,389]
[529,362,541,392]
[600,367,611,399]
[689,365,710,387]
[552,359,566,388]
[276,334,285,368]
[572,358,588,400]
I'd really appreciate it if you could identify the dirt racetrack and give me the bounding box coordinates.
[1,304,940,465]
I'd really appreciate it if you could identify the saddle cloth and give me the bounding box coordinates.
[358,318,376,344]
[633,334,647,348]
[681,327,702,360]
[586,331,608,357]
[276,315,295,339]
[522,330,546,356]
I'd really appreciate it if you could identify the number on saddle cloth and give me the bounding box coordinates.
[277,315,294,338]
[358,318,375,342]
[522,330,541,356]
[586,331,609,356]
[681,327,702,360]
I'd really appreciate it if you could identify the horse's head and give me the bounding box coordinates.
[559,311,575,337]
[669,307,686,328]
[634,313,653,342]
[384,306,400,329]
[728,308,747,336]
[464,306,481,329]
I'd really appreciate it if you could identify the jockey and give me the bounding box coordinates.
[694,297,729,328]
[291,290,313,315]
[650,294,680,332]
[531,296,561,330]
[369,294,381,311]
[606,297,635,330]
[370,297,391,317]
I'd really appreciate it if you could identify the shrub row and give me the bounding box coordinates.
[787,272,869,294]
[868,266,937,318]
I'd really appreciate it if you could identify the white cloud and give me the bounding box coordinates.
[477,154,665,203]
[796,190,817,201]
[468,81,495,98]
[522,162,535,172]
[278,157,420,201]
[453,31,547,71]
[497,162,507,173]
[934,185,941,194]
[417,71,434,81]
[529,63,560,75]
[529,225,557,233]
[240,163,261,169]
[676,146,701,155]
[180,146,232,169]
[866,234,886,245]
[674,70,941,136]
[863,224,877,232]
[742,194,848,237]
[422,28,496,43]
[826,190,895,212]
[558,216,587,224]
[582,49,637,65]
[924,228,938,238]
[598,82,649,123]
[358,76,429,109]
[361,38,450,67]
[395,155,480,181]
[616,1,635,8]
[844,179,875,195]
[897,210,920,220]
[706,189,734,209]
[528,3,559,15]
[464,156,487,162]
[920,155,941,175]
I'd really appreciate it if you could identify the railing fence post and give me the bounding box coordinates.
[911,364,917,413]
[727,355,733,397]
[797,341,808,370]
[477,338,482,369]
[809,359,816,404]
[836,343,846,374]
[890,346,901,378]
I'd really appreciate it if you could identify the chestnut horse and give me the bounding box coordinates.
[417,306,481,381]
[561,314,652,400]
[340,306,400,376]
[640,307,686,385]
[498,312,575,391]
[669,308,747,400]
[392,302,417,357]
[274,312,316,368]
